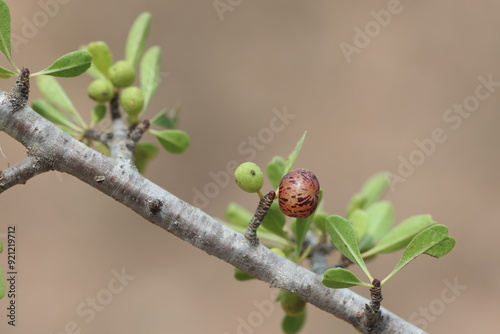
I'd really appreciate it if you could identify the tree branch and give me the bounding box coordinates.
[0,90,426,333]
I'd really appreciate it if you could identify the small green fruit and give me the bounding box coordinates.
[279,289,306,317]
[234,162,264,193]
[120,86,145,115]
[109,60,136,88]
[88,79,115,103]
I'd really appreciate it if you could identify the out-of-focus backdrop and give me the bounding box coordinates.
[1,1,498,333]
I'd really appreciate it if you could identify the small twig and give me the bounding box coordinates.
[110,93,121,120]
[83,129,113,146]
[244,190,275,245]
[8,68,30,112]
[0,156,50,193]
[362,278,384,333]
[127,119,150,151]
[108,94,133,159]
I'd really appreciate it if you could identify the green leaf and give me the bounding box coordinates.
[234,268,254,281]
[0,239,2,253]
[87,41,113,77]
[325,215,372,281]
[382,225,450,285]
[425,236,455,258]
[358,201,394,251]
[0,266,5,299]
[140,45,161,109]
[293,216,312,257]
[284,131,306,174]
[346,193,367,218]
[362,215,435,258]
[322,267,371,289]
[225,202,252,227]
[33,50,92,77]
[134,142,159,174]
[150,129,190,154]
[261,201,287,239]
[313,211,328,234]
[361,172,390,207]
[0,0,15,70]
[349,209,369,242]
[31,99,81,131]
[0,65,15,78]
[36,76,85,127]
[125,12,152,67]
[282,310,307,334]
[346,172,389,217]
[90,104,107,127]
[151,108,179,129]
[292,189,323,257]
[266,156,287,189]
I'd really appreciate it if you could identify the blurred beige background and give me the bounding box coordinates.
[1,0,499,333]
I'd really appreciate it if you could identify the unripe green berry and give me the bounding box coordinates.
[109,60,136,88]
[234,162,264,193]
[88,79,115,103]
[279,289,306,317]
[120,86,145,115]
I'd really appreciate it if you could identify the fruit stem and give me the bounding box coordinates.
[257,190,264,199]
[244,190,275,246]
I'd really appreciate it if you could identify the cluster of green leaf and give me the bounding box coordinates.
[322,175,455,289]
[0,1,189,172]
[223,133,455,333]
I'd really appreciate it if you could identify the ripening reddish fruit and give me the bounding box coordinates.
[278,169,320,218]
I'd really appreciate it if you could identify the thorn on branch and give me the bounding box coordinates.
[244,190,275,246]
[362,278,384,333]
[8,68,30,112]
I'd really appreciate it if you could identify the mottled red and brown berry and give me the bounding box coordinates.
[278,169,320,218]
